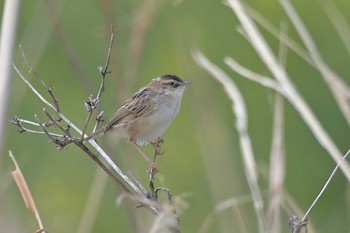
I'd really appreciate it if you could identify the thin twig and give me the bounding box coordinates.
[9,116,61,137]
[81,98,100,143]
[43,109,69,134]
[13,63,56,110]
[81,107,94,141]
[99,24,114,95]
[20,44,61,113]
[34,114,61,146]
[81,25,114,142]
[302,148,350,222]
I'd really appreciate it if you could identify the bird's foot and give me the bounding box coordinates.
[151,138,165,156]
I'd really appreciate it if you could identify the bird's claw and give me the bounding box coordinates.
[151,138,165,156]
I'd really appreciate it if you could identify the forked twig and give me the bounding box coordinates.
[20,44,61,113]
[9,116,62,137]
[81,25,114,141]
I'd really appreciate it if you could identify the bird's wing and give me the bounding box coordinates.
[104,87,159,131]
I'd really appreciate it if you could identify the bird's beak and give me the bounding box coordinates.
[182,81,191,86]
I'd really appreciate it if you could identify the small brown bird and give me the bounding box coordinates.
[87,74,190,173]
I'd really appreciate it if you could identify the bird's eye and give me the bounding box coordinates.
[169,81,176,86]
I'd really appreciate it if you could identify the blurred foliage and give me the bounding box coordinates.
[1,0,350,232]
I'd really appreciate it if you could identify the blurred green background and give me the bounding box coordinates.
[1,0,350,232]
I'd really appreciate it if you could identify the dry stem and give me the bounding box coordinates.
[9,151,47,233]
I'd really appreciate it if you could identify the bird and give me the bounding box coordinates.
[86,74,190,174]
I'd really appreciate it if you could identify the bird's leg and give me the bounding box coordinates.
[130,138,158,176]
[151,137,164,163]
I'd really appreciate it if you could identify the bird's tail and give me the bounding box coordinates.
[85,126,106,141]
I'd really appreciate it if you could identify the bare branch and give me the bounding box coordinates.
[98,24,114,95]
[9,116,62,137]
[34,114,66,149]
[43,108,71,137]
[81,26,114,141]
[93,111,104,133]
[20,44,61,113]
[13,63,56,110]
[301,148,350,222]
